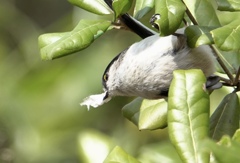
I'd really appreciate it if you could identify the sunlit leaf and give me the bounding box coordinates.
[112,0,133,18]
[122,97,142,127]
[185,25,216,48]
[155,0,186,36]
[122,97,168,130]
[168,69,209,163]
[104,146,140,163]
[203,138,240,163]
[210,93,240,141]
[138,142,182,163]
[133,0,154,19]
[38,32,70,49]
[39,19,111,60]
[68,0,113,15]
[216,0,240,11]
[183,0,221,26]
[78,130,113,163]
[211,20,240,51]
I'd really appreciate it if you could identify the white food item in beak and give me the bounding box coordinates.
[80,91,111,110]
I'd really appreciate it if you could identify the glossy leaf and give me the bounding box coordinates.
[122,98,142,127]
[133,0,154,19]
[104,146,140,163]
[155,0,186,36]
[122,97,168,130]
[68,0,112,15]
[38,32,70,49]
[39,19,111,60]
[210,93,240,141]
[168,69,209,163]
[112,0,133,18]
[183,0,221,26]
[211,20,240,51]
[185,26,216,48]
[216,0,240,11]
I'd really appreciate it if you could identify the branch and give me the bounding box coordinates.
[234,66,240,92]
[183,3,235,85]
[104,0,156,39]
[210,45,234,83]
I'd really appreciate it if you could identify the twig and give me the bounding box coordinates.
[185,8,198,25]
[210,45,235,83]
[234,66,240,85]
[182,1,235,85]
[218,76,231,84]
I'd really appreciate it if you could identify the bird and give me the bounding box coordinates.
[80,28,218,110]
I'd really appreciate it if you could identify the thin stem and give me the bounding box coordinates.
[234,66,240,84]
[210,45,235,83]
[185,8,198,25]
[218,76,231,84]
[183,2,235,84]
[181,0,198,25]
[233,66,240,92]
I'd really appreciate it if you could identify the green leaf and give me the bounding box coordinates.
[68,0,113,15]
[218,135,232,146]
[183,0,221,26]
[216,0,240,11]
[185,26,216,48]
[78,130,114,163]
[214,49,240,74]
[104,146,140,163]
[122,98,142,127]
[211,20,240,51]
[38,32,70,49]
[122,97,168,130]
[155,0,186,36]
[39,19,111,60]
[232,129,240,143]
[112,0,133,18]
[210,93,240,141]
[203,138,240,163]
[133,0,154,20]
[168,69,209,163]
[138,142,182,163]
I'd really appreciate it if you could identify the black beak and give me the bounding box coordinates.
[103,91,109,100]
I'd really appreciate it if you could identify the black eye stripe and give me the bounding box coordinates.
[102,48,129,88]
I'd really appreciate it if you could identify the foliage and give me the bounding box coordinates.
[39,20,111,60]
[168,70,210,163]
[31,0,240,162]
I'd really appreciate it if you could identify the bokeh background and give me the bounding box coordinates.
[0,0,172,162]
[0,0,236,163]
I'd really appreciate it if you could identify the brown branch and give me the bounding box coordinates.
[210,45,235,83]
[218,76,231,84]
[185,8,198,25]
[182,1,235,85]
[234,66,240,85]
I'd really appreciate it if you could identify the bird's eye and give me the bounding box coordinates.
[103,73,108,81]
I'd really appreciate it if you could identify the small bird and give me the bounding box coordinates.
[81,28,217,110]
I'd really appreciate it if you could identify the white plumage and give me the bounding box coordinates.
[81,30,215,109]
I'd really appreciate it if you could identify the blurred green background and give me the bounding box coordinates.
[0,0,172,162]
[1,0,237,163]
